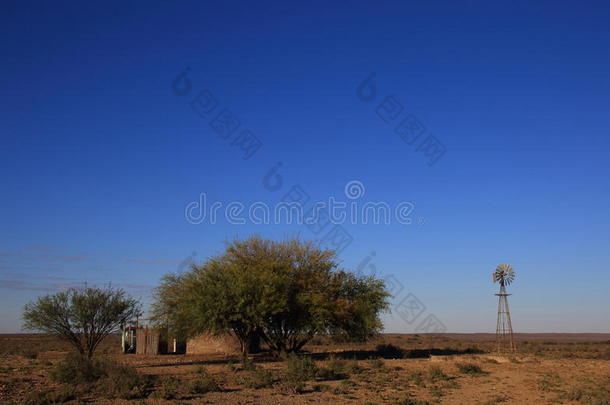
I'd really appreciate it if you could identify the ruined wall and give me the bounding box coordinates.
[186,332,241,355]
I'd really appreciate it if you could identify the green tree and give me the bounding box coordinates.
[23,285,141,359]
[153,252,285,363]
[152,237,390,360]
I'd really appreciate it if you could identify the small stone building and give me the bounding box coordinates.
[123,326,259,356]
[186,332,260,355]
[122,325,185,355]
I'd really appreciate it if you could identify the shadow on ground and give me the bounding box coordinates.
[136,347,485,368]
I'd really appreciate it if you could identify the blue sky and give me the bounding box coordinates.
[1,1,609,333]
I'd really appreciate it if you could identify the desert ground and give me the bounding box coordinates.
[1,333,609,405]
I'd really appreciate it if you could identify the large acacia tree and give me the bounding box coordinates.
[23,285,141,359]
[152,237,390,361]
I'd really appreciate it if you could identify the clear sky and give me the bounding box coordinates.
[1,1,609,334]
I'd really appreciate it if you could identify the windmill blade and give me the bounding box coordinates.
[493,264,515,284]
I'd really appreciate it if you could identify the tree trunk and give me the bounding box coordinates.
[240,339,250,367]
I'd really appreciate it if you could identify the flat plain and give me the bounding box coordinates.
[2,333,610,404]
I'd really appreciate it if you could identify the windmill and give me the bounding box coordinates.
[493,264,516,353]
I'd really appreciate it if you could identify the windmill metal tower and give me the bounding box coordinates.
[493,264,516,353]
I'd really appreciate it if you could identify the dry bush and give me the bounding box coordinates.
[21,349,38,359]
[94,361,152,399]
[346,359,365,374]
[429,384,445,399]
[238,368,276,389]
[368,358,386,370]
[286,354,318,381]
[483,395,510,404]
[562,379,610,405]
[316,367,345,381]
[455,362,485,375]
[537,373,562,392]
[272,354,320,394]
[152,376,183,399]
[427,365,450,383]
[276,378,305,394]
[23,386,77,405]
[330,379,356,395]
[407,370,426,387]
[190,369,222,394]
[394,396,431,405]
[50,352,106,384]
[316,356,349,380]
[49,352,151,399]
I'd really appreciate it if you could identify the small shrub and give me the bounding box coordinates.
[456,362,485,376]
[562,381,610,405]
[190,372,221,394]
[395,396,431,405]
[345,359,364,374]
[331,383,351,395]
[427,365,449,382]
[376,343,405,359]
[537,373,561,392]
[96,362,152,399]
[50,353,105,384]
[239,369,275,389]
[276,354,319,393]
[51,354,151,399]
[312,383,332,392]
[316,367,345,381]
[443,379,460,389]
[277,379,305,394]
[429,385,444,399]
[24,386,76,405]
[286,353,318,381]
[21,349,38,359]
[408,371,425,387]
[328,357,346,373]
[316,357,349,380]
[368,358,386,370]
[483,395,510,404]
[152,376,183,400]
